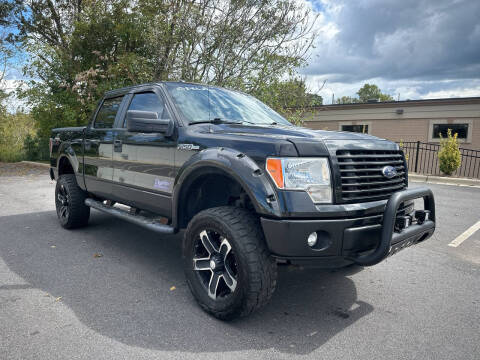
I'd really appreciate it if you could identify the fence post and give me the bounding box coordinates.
[414,141,420,173]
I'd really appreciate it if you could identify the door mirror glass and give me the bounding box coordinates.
[126,110,174,135]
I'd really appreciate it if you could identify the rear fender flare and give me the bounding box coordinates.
[56,145,84,189]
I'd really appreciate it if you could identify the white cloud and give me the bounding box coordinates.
[420,87,480,99]
[300,0,480,101]
[304,75,480,104]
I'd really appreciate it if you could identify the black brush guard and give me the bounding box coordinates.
[349,187,436,266]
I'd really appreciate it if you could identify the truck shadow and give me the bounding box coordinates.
[0,210,373,355]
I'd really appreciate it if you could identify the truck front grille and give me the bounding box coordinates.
[336,150,407,203]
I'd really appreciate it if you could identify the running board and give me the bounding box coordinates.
[85,198,175,234]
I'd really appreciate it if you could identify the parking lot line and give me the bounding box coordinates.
[448,220,480,248]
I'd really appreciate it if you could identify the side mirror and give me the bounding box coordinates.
[126,110,174,136]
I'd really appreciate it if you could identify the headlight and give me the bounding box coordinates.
[266,157,332,204]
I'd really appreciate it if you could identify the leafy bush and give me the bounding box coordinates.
[398,140,409,161]
[438,129,461,175]
[23,134,50,161]
[0,112,36,162]
[0,144,24,162]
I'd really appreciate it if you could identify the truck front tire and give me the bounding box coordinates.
[183,206,277,320]
[55,174,90,229]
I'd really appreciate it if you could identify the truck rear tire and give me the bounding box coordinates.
[183,206,277,320]
[55,174,90,229]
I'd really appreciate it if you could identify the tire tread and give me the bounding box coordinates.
[56,174,90,229]
[184,206,277,320]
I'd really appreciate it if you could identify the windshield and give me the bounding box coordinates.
[164,83,292,126]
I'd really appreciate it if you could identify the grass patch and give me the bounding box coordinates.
[0,144,25,162]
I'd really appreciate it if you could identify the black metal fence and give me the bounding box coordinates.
[400,141,480,179]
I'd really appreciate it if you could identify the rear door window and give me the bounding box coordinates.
[94,96,123,129]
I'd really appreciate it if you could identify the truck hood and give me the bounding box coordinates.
[206,123,397,156]
[212,123,381,141]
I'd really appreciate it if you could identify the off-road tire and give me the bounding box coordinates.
[183,206,277,320]
[55,174,90,229]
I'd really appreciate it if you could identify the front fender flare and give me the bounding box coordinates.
[172,147,282,229]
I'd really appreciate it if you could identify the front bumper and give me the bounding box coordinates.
[261,187,435,267]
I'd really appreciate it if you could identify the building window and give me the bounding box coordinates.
[432,123,468,139]
[341,124,369,134]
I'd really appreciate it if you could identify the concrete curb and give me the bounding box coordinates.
[409,173,480,187]
[20,161,50,168]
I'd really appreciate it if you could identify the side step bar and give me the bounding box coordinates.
[85,198,175,234]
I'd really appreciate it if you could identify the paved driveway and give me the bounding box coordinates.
[0,171,479,360]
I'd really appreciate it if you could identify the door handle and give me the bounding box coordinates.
[114,139,123,152]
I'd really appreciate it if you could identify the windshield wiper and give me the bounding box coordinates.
[189,118,243,125]
[189,118,277,126]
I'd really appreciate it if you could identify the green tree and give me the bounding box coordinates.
[438,129,461,176]
[252,77,322,125]
[253,78,322,111]
[356,83,393,103]
[335,84,393,104]
[3,0,318,154]
[336,96,359,104]
[0,0,14,105]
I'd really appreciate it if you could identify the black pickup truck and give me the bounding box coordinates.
[50,82,435,319]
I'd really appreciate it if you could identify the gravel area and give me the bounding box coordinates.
[0,162,49,177]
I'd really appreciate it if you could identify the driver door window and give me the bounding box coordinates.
[124,92,170,127]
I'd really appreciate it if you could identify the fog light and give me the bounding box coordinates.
[307,232,318,247]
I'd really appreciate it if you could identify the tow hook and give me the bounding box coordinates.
[395,215,412,231]
[395,210,432,232]
[415,210,431,224]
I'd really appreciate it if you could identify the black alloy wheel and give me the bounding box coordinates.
[56,182,70,221]
[193,229,238,300]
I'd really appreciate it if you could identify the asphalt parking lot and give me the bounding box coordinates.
[0,169,479,360]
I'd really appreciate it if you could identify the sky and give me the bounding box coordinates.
[302,0,480,103]
[2,0,480,109]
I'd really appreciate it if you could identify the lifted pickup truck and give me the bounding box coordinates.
[50,82,435,319]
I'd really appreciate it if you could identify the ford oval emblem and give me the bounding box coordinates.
[382,165,397,179]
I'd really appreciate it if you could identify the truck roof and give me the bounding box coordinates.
[104,81,208,97]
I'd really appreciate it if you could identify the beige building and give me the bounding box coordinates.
[302,97,480,150]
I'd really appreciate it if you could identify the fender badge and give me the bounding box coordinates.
[177,144,200,151]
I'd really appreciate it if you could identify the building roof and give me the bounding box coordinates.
[305,96,480,111]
